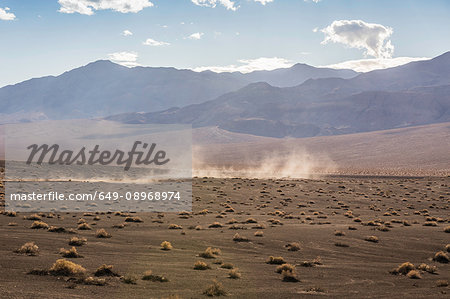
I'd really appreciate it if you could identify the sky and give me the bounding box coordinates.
[0,0,449,87]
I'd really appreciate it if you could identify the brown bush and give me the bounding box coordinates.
[15,242,39,256]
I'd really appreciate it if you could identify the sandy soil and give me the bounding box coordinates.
[0,173,449,298]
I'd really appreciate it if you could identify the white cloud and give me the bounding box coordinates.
[193,57,293,73]
[323,57,429,73]
[122,30,133,36]
[191,0,238,11]
[107,51,140,67]
[254,0,274,5]
[58,0,153,15]
[187,32,204,40]
[0,7,16,21]
[143,38,170,46]
[321,19,394,58]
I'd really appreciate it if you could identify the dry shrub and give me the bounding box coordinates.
[282,270,299,282]
[24,214,41,220]
[15,242,39,256]
[112,223,125,229]
[335,242,350,248]
[125,216,143,223]
[198,209,209,215]
[445,244,450,252]
[69,237,87,246]
[77,218,87,224]
[417,263,437,274]
[276,263,295,274]
[83,276,107,286]
[95,229,111,238]
[444,226,450,233]
[220,263,234,269]
[334,231,345,236]
[5,211,17,217]
[200,247,221,259]
[94,264,120,277]
[228,269,241,279]
[254,231,264,237]
[195,225,202,230]
[30,221,49,229]
[49,259,86,276]
[406,270,422,279]
[142,270,168,282]
[203,280,227,296]
[194,261,210,270]
[266,256,286,265]
[208,222,223,228]
[348,226,357,230]
[122,274,138,284]
[364,236,379,243]
[59,247,83,258]
[226,219,238,224]
[8,222,18,226]
[168,224,183,229]
[77,223,92,230]
[391,262,415,275]
[285,242,300,251]
[245,218,257,223]
[436,280,449,287]
[433,251,449,263]
[232,233,249,242]
[48,226,66,233]
[161,241,173,251]
[423,221,438,227]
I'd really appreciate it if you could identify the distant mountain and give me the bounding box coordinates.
[107,52,450,138]
[0,60,357,122]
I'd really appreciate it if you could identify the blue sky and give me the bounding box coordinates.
[0,0,449,87]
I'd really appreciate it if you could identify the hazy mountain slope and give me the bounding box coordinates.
[0,61,357,121]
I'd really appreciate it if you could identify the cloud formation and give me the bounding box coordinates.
[191,0,238,11]
[122,30,133,36]
[254,0,274,5]
[187,32,204,40]
[193,57,293,73]
[58,0,153,15]
[321,20,394,58]
[0,7,16,20]
[143,38,170,46]
[107,51,139,67]
[324,56,429,72]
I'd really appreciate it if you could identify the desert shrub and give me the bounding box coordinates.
[364,236,379,243]
[112,223,125,229]
[220,263,234,269]
[122,274,138,284]
[229,224,245,230]
[15,242,39,256]
[160,241,173,251]
[49,259,86,276]
[282,270,299,282]
[334,230,345,236]
[94,264,120,277]
[417,263,437,274]
[232,233,249,242]
[203,280,227,296]
[95,229,111,238]
[82,276,107,286]
[285,242,300,251]
[391,262,415,275]
[433,251,449,263]
[59,247,83,258]
[208,222,223,228]
[5,211,17,217]
[195,225,202,230]
[142,270,168,282]
[168,224,183,229]
[445,244,450,252]
[436,280,448,287]
[77,223,92,230]
[423,221,438,227]
[48,226,66,233]
[254,231,264,237]
[24,214,41,220]
[194,261,210,270]
[266,256,286,265]
[444,226,450,233]
[30,221,49,229]
[199,247,221,259]
[27,268,49,276]
[276,263,295,274]
[228,269,241,279]
[335,242,350,248]
[348,226,357,230]
[8,222,18,226]
[353,218,362,223]
[406,270,422,279]
[226,219,238,224]
[245,218,257,223]
[198,209,209,215]
[125,216,143,223]
[77,218,87,224]
[69,237,87,246]
[403,220,411,226]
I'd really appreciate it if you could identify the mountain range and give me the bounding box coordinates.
[107,52,450,138]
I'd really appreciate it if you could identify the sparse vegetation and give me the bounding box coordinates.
[254,231,264,237]
[69,237,87,246]
[59,247,83,258]
[15,242,39,256]
[142,270,168,282]
[233,233,249,242]
[208,222,223,228]
[122,274,138,284]
[94,264,120,277]
[161,241,173,251]
[220,263,234,269]
[49,259,86,276]
[168,224,183,229]
[275,263,295,274]
[77,223,92,230]
[433,251,449,263]
[95,228,111,238]
[199,247,221,259]
[391,262,415,275]
[30,221,49,229]
[406,270,422,279]
[125,216,143,223]
[266,256,286,265]
[285,242,300,251]
[228,269,241,279]
[203,280,227,296]
[281,269,299,282]
[194,261,210,270]
[364,236,379,243]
